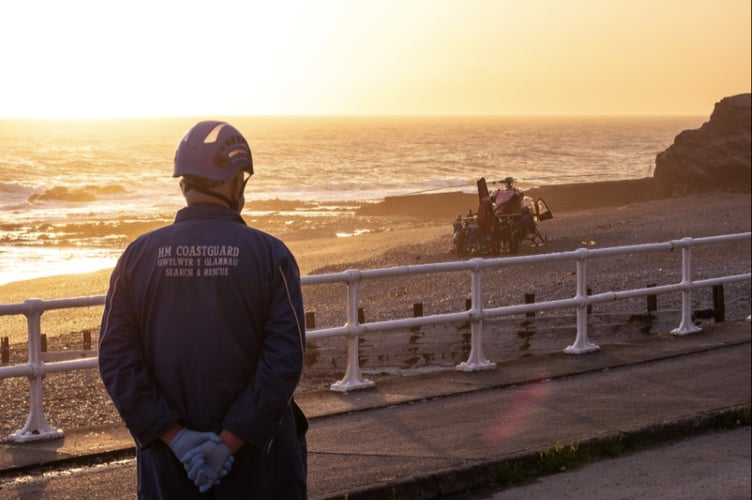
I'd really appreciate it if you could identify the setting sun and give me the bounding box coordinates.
[0,0,749,119]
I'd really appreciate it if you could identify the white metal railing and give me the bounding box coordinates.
[1,233,750,442]
[0,296,103,442]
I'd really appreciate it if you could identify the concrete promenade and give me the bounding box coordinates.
[0,319,749,499]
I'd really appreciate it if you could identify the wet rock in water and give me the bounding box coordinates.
[28,186,96,203]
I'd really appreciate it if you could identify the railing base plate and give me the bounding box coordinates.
[456,360,497,372]
[9,427,64,443]
[564,342,600,354]
[330,378,375,393]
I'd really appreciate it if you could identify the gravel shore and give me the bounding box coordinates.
[1,191,749,439]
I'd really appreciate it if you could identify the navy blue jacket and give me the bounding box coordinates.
[99,204,306,498]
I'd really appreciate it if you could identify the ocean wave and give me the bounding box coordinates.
[0,182,35,210]
[27,184,128,203]
[0,181,29,194]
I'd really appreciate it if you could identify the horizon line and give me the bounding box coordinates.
[0,112,708,122]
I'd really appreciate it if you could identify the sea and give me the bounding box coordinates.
[0,115,704,286]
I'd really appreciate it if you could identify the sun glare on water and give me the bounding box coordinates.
[0,246,118,287]
[335,229,372,238]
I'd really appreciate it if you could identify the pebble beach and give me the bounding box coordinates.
[0,187,750,438]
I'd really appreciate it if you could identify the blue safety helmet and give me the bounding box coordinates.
[173,121,253,180]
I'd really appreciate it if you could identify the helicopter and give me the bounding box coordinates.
[452,176,553,256]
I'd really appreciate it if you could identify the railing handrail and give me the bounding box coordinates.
[1,232,750,442]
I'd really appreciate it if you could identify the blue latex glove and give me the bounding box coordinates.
[185,454,213,490]
[169,428,222,463]
[182,440,235,493]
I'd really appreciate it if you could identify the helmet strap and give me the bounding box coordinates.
[183,183,241,212]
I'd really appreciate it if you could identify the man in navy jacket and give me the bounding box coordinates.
[99,121,307,498]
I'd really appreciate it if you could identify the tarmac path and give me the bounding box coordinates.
[305,343,750,497]
[2,427,749,500]
[457,427,751,500]
[3,427,749,500]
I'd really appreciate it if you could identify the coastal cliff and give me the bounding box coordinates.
[653,93,751,195]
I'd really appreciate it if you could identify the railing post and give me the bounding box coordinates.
[565,248,599,354]
[305,311,316,329]
[646,283,657,315]
[83,329,92,350]
[457,261,496,371]
[524,293,535,318]
[1,337,9,363]
[411,302,423,332]
[330,271,374,392]
[672,238,702,335]
[10,299,63,442]
[712,285,725,323]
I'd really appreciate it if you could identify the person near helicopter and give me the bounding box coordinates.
[490,177,523,215]
[492,177,544,253]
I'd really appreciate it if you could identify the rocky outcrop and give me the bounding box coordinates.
[653,93,751,195]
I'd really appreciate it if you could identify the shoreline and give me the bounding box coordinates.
[0,181,749,307]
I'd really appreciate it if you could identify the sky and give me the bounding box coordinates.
[0,0,749,119]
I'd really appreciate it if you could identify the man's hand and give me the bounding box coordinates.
[168,428,222,462]
[182,440,234,493]
[169,428,225,490]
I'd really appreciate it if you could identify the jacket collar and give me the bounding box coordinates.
[174,204,247,225]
